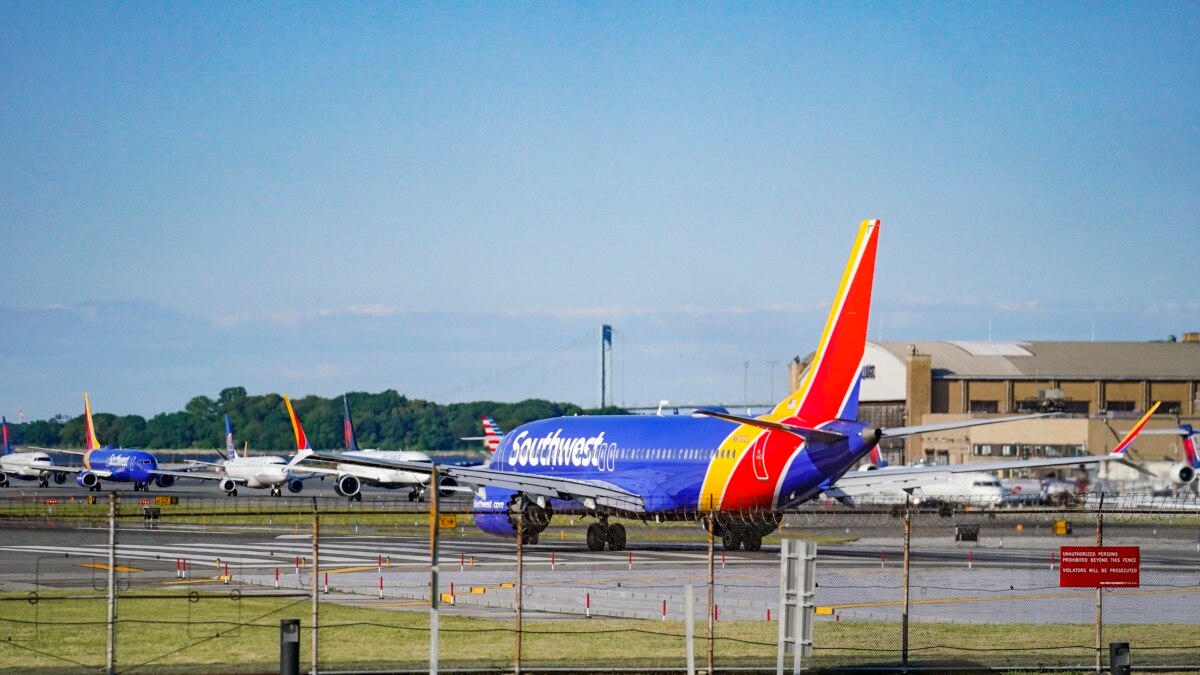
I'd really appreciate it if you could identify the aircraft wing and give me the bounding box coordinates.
[296,449,645,513]
[831,403,1161,496]
[51,465,113,478]
[153,468,241,483]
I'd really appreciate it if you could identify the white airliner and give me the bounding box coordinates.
[284,395,439,502]
[0,416,68,488]
[182,416,310,497]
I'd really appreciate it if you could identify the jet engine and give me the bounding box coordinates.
[1170,463,1196,486]
[437,475,459,498]
[76,472,98,489]
[287,478,304,494]
[53,471,68,484]
[219,478,237,494]
[154,474,176,489]
[334,474,361,499]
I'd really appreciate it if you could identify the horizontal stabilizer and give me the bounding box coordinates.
[879,413,1055,438]
[693,410,846,445]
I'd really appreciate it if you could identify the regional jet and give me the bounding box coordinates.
[293,220,1160,550]
[0,416,68,488]
[178,415,311,496]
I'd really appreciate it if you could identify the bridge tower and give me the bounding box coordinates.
[599,325,613,408]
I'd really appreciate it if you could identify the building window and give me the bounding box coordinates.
[1107,401,1135,412]
[969,400,999,413]
[861,365,876,379]
[1159,401,1181,414]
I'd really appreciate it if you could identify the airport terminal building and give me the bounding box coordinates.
[789,336,1200,475]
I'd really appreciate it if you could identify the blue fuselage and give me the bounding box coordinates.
[473,414,875,537]
[84,448,160,483]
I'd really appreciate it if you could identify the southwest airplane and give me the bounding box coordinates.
[56,394,189,492]
[180,415,310,496]
[294,220,1159,551]
[1,416,68,488]
[285,395,438,502]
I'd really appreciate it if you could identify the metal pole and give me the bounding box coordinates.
[685,584,695,675]
[311,500,319,675]
[429,465,439,675]
[1095,493,1104,673]
[902,507,912,667]
[106,491,116,675]
[515,505,524,675]
[707,515,715,674]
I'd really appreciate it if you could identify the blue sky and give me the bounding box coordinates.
[2,2,1197,419]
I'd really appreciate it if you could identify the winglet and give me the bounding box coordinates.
[283,395,312,451]
[771,219,880,424]
[83,393,102,451]
[1109,401,1161,456]
[342,395,361,452]
[287,447,313,469]
[2,416,10,455]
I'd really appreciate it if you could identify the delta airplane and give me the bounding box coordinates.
[294,220,1160,551]
[55,394,190,492]
[1,416,68,488]
[180,416,310,497]
[285,395,439,502]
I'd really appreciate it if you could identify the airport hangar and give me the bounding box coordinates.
[787,334,1200,478]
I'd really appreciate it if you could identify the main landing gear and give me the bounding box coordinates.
[270,486,282,497]
[407,487,425,502]
[585,517,627,552]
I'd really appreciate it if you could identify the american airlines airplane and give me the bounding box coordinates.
[294,220,1159,550]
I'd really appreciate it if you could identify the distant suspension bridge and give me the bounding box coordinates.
[431,325,787,410]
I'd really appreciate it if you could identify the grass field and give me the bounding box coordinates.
[0,591,1194,674]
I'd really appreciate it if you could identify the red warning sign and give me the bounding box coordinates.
[1059,546,1140,588]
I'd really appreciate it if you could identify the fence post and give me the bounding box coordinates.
[706,514,715,674]
[515,504,524,675]
[429,465,439,675]
[1095,493,1105,673]
[902,505,912,667]
[106,491,116,675]
[311,499,320,675]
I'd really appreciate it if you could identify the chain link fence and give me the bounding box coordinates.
[0,492,1197,673]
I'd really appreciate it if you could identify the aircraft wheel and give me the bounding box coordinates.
[407,491,416,502]
[743,533,762,552]
[524,532,539,545]
[39,478,49,488]
[586,523,606,551]
[231,489,238,497]
[721,530,742,552]
[354,493,363,503]
[609,523,627,551]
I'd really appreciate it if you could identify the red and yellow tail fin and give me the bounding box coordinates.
[769,219,880,424]
[83,393,102,451]
[283,395,312,451]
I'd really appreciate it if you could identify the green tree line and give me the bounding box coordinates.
[5,387,627,452]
